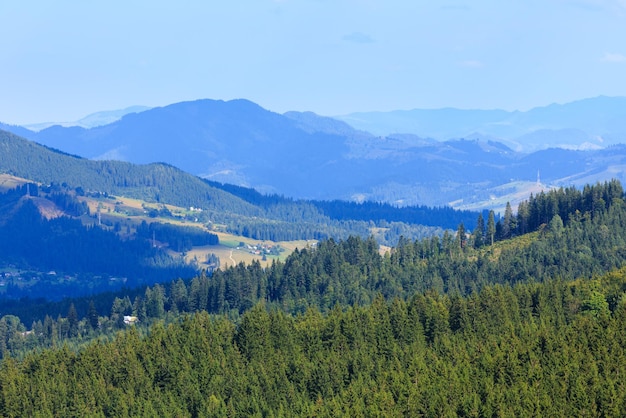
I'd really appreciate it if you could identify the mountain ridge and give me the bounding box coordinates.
[0,128,476,237]
[21,105,151,131]
[335,95,626,151]
[3,97,626,210]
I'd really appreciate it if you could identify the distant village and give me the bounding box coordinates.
[237,242,284,257]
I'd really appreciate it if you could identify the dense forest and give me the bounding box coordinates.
[206,180,479,230]
[135,221,219,253]
[1,270,625,416]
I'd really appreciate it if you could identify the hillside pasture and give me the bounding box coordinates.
[0,174,29,192]
[79,193,313,270]
[450,180,552,213]
[184,233,313,269]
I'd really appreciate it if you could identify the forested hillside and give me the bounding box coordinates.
[0,184,197,300]
[1,270,625,416]
[0,129,259,214]
[2,181,626,355]
[207,180,478,230]
[1,181,626,415]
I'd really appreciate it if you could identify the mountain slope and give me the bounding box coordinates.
[0,129,260,214]
[27,99,353,198]
[0,122,34,138]
[3,179,626,415]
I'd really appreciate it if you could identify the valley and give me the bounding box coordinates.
[2,97,626,416]
[78,191,306,268]
[1,179,626,415]
[4,1,626,414]
[0,173,301,295]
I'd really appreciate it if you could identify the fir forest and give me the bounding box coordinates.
[1,177,626,416]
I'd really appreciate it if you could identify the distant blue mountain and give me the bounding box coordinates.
[22,106,151,131]
[21,99,354,199]
[335,96,626,151]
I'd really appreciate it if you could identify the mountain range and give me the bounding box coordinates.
[0,129,474,238]
[2,97,626,211]
[336,96,626,152]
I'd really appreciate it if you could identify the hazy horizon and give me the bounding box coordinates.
[1,1,625,125]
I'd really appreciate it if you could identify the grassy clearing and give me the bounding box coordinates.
[187,232,313,269]
[114,196,148,210]
[0,174,29,192]
[451,180,553,213]
[78,194,314,270]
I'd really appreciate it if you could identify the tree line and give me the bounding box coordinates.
[207,179,480,230]
[469,179,624,247]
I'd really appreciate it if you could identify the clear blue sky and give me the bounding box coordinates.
[1,0,625,125]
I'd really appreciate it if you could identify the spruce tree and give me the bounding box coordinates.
[473,213,485,248]
[487,210,496,245]
[88,301,99,330]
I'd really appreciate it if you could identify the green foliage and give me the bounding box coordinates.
[135,221,218,252]
[0,130,256,213]
[509,179,624,239]
[2,272,626,416]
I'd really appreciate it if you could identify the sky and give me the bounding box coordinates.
[1,0,625,125]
